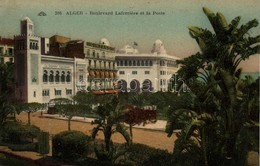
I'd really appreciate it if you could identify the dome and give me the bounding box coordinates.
[151,39,167,54]
[118,45,139,54]
[100,38,110,46]
[23,16,33,23]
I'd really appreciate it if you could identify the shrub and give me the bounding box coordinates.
[2,121,40,143]
[52,130,91,162]
[124,143,173,165]
[8,142,37,151]
[37,131,50,155]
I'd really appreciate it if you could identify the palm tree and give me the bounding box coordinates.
[91,96,131,162]
[167,7,259,166]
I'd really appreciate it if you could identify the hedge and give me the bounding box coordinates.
[52,130,91,162]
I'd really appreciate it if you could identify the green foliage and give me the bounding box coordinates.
[124,143,172,166]
[37,131,50,155]
[0,152,37,166]
[8,143,37,151]
[91,96,131,163]
[17,102,44,125]
[167,7,260,166]
[2,121,40,143]
[0,63,16,126]
[52,130,91,162]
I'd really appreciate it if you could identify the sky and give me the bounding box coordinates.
[0,0,259,72]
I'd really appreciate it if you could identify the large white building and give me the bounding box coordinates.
[14,17,180,104]
[14,17,117,103]
[116,40,180,92]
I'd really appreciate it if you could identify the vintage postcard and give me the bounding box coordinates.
[0,0,259,165]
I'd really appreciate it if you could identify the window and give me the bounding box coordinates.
[8,48,13,55]
[129,61,132,66]
[79,75,83,81]
[119,71,125,75]
[42,90,49,96]
[61,71,65,82]
[49,71,54,82]
[160,71,166,75]
[43,70,48,82]
[94,60,97,68]
[145,61,148,66]
[160,60,165,66]
[33,91,36,97]
[55,71,60,82]
[66,89,72,95]
[141,61,144,66]
[137,61,140,66]
[145,71,150,75]
[132,71,137,75]
[149,60,153,66]
[133,61,136,66]
[55,90,62,96]
[93,51,95,57]
[66,71,71,82]
[87,49,90,56]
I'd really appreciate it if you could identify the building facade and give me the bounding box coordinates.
[116,40,180,92]
[14,17,118,104]
[0,37,14,64]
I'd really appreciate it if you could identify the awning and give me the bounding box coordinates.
[113,72,117,78]
[109,72,114,78]
[89,71,95,77]
[95,71,100,78]
[92,90,105,95]
[100,71,105,78]
[105,71,109,78]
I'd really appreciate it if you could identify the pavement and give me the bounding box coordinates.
[42,113,168,131]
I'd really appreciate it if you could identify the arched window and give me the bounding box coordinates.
[145,61,148,66]
[66,71,71,82]
[141,60,144,66]
[61,71,65,82]
[133,61,136,66]
[55,71,60,82]
[104,61,106,69]
[49,70,54,82]
[43,70,48,82]
[137,61,140,66]
[94,60,97,68]
[149,60,153,66]
[130,79,140,92]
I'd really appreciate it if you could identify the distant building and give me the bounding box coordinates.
[0,37,14,64]
[116,40,180,92]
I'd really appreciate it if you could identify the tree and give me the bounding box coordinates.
[91,96,131,163]
[0,62,15,126]
[166,7,260,166]
[53,98,90,131]
[18,102,44,125]
[122,104,156,140]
